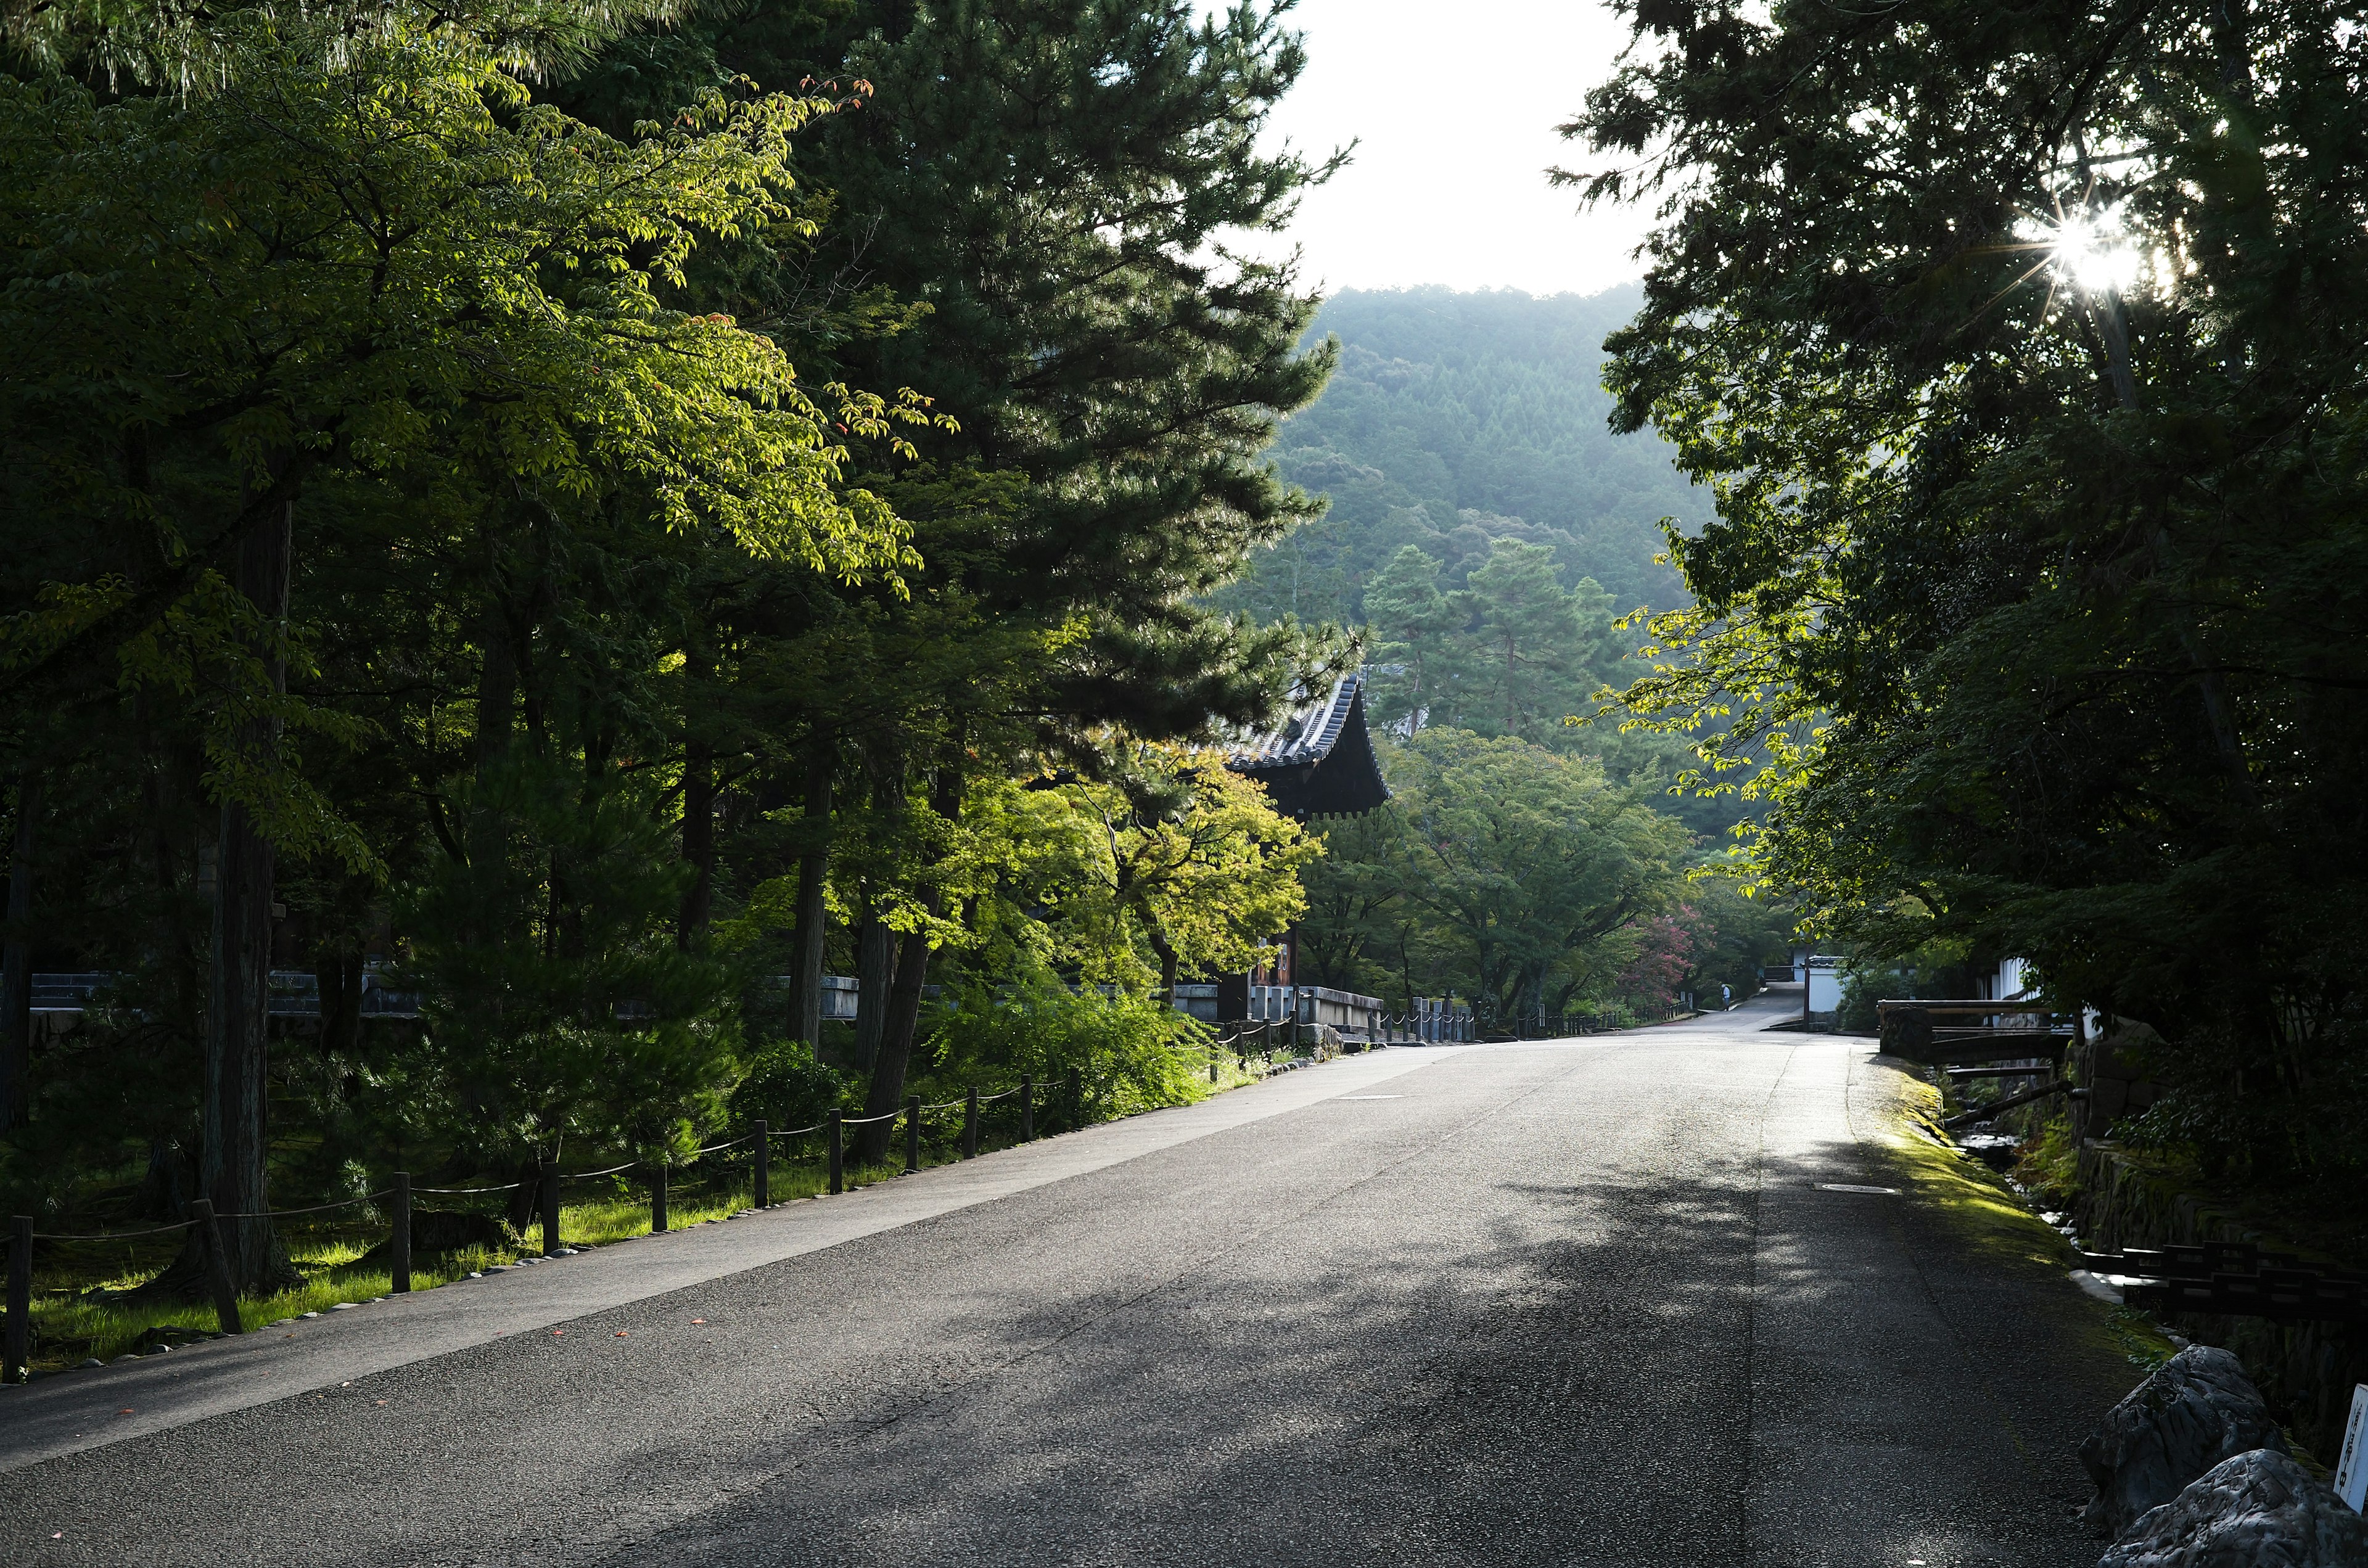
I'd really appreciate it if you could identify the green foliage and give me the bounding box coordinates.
[1565,0,2368,1189]
[923,958,1212,1120]
[730,1040,853,1134]
[557,0,1344,749]
[1836,934,1980,1035]
[0,1,1349,1266]
[1668,870,1797,1009]
[1296,729,1693,1024]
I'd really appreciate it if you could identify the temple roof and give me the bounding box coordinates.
[1229,671,1392,821]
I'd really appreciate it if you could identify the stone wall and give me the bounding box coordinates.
[2074,1138,2368,1463]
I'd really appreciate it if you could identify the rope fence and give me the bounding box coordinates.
[29,1221,195,1242]
[3,1069,1072,1383]
[4,1031,1438,1382]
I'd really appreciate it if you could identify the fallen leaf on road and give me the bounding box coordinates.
[614,1331,628,1337]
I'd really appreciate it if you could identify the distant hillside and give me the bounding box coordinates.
[1211,285,1702,627]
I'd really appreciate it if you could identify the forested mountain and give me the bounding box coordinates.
[1208,286,1701,628]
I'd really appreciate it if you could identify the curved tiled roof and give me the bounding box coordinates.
[1229,671,1392,820]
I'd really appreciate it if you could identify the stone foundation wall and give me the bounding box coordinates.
[2074,1139,2368,1463]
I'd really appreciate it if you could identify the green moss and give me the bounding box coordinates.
[1881,1070,2075,1272]
[2108,1306,2179,1371]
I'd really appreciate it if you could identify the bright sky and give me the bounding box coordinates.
[1244,0,1656,297]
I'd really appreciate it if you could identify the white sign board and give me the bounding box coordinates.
[2337,1383,2368,1513]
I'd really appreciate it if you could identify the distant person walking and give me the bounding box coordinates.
[1721,984,1732,1009]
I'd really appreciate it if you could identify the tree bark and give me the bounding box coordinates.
[857,768,961,1165]
[1149,928,1180,1007]
[465,604,518,884]
[788,743,835,1047]
[857,929,933,1165]
[1,772,39,1129]
[676,734,714,949]
[852,911,894,1072]
[201,498,297,1295]
[314,945,363,1061]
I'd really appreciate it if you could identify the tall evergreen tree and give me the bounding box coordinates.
[1565,0,2368,1183]
[566,0,1342,1125]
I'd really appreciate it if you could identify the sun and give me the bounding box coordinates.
[2018,202,2144,298]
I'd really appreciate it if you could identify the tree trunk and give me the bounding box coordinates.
[852,911,894,1072]
[314,945,363,1061]
[137,1137,195,1223]
[857,929,932,1165]
[857,768,961,1165]
[1,772,39,1129]
[200,498,297,1295]
[676,733,714,949]
[1149,929,1180,1007]
[504,1155,542,1239]
[466,605,518,880]
[789,743,834,1046]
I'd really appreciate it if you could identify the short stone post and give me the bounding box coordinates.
[651,1162,669,1234]
[1020,1075,1035,1141]
[389,1172,412,1295]
[539,1159,561,1256]
[754,1119,770,1209]
[904,1096,921,1174]
[963,1086,979,1159]
[828,1109,844,1194]
[187,1199,244,1336]
[4,1215,30,1382]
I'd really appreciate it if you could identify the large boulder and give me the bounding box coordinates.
[2099,1448,2368,1566]
[2080,1347,2288,1537]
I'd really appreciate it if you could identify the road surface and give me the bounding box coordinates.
[0,996,2133,1566]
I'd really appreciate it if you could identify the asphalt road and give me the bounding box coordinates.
[0,997,2134,1567]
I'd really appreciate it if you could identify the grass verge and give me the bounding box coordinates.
[15,1041,1311,1375]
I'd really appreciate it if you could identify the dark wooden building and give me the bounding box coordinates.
[1227,670,1391,822]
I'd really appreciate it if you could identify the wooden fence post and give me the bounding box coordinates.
[1064,1065,1080,1128]
[904,1096,921,1175]
[4,1214,28,1382]
[754,1119,770,1210]
[389,1172,411,1295]
[828,1109,844,1194]
[539,1159,561,1256]
[1020,1075,1035,1142]
[652,1162,669,1234]
[187,1199,243,1336]
[963,1086,979,1159]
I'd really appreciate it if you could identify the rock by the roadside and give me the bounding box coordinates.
[2079,1346,2287,1537]
[2099,1448,2368,1567]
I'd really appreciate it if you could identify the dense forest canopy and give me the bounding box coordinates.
[1567,0,2368,1208]
[0,0,1777,1326]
